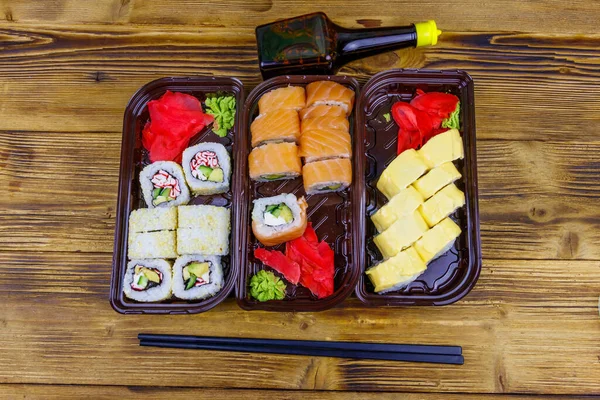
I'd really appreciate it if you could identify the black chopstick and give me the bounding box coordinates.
[138,334,462,356]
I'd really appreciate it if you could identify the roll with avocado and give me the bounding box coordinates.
[251,193,308,247]
[182,142,231,195]
[172,255,224,300]
[123,259,173,302]
[140,161,190,208]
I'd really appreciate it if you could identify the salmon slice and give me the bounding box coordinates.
[303,158,352,194]
[299,105,346,120]
[301,116,349,134]
[258,86,306,114]
[299,128,352,163]
[251,109,301,147]
[248,142,302,181]
[305,81,355,116]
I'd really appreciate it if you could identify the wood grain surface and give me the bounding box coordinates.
[1,0,599,398]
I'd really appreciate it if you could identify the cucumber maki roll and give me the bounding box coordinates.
[172,255,224,300]
[182,142,231,195]
[123,259,173,302]
[140,161,190,208]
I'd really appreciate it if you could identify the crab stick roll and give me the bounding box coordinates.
[182,142,231,195]
[123,259,173,302]
[140,161,190,208]
[172,255,224,300]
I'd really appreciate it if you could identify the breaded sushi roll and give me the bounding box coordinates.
[177,205,230,256]
[251,193,308,247]
[128,207,177,233]
[128,230,178,259]
[172,255,224,300]
[140,161,190,208]
[248,142,302,182]
[123,259,173,302]
[182,142,231,195]
[302,158,352,194]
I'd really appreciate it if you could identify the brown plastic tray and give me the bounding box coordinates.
[110,76,244,314]
[355,69,481,306]
[235,75,365,312]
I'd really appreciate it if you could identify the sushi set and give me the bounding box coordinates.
[110,69,481,314]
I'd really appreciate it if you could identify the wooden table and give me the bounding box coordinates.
[2,1,600,398]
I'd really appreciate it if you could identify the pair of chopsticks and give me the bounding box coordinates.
[138,334,464,365]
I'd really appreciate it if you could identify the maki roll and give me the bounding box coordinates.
[248,142,302,182]
[127,207,178,259]
[123,259,172,302]
[182,142,231,195]
[302,158,352,194]
[140,161,190,208]
[172,255,224,300]
[251,193,308,246]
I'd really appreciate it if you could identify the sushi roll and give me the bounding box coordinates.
[418,129,464,169]
[365,247,427,293]
[418,183,465,227]
[258,86,306,114]
[182,142,231,195]
[140,161,190,208]
[373,211,429,259]
[172,255,224,300]
[413,161,462,199]
[377,149,429,200]
[128,230,178,259]
[250,109,301,147]
[252,193,308,246]
[301,116,349,133]
[123,259,173,302]
[305,81,355,116]
[299,104,346,120]
[128,207,177,234]
[299,128,352,163]
[177,205,230,256]
[248,142,302,182]
[303,158,352,194]
[370,186,424,233]
[413,217,462,264]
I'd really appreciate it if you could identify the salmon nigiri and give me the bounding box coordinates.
[299,128,352,163]
[258,86,306,114]
[248,142,302,181]
[301,115,349,134]
[305,81,355,116]
[303,158,352,194]
[251,109,301,147]
[299,104,346,120]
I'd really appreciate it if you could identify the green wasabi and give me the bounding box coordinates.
[441,102,460,130]
[205,95,236,137]
[249,270,286,302]
[383,113,391,123]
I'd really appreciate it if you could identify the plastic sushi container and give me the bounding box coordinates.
[110,77,244,314]
[110,69,481,314]
[235,75,365,312]
[355,69,481,306]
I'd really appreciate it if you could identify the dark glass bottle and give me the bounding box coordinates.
[255,12,440,79]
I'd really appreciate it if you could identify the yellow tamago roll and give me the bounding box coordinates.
[414,217,462,264]
[376,149,428,200]
[370,186,424,233]
[366,247,427,293]
[413,161,461,199]
[373,211,429,259]
[418,129,464,169]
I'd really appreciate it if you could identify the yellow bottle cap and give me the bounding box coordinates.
[414,20,442,47]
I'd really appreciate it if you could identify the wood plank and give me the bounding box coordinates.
[1,253,599,394]
[0,25,598,140]
[0,384,596,399]
[2,130,600,259]
[2,0,600,35]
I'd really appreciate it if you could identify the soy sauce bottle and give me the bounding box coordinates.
[255,12,441,79]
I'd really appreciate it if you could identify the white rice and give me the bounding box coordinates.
[177,205,230,255]
[251,194,304,239]
[128,230,178,259]
[123,259,172,302]
[128,207,177,233]
[312,100,349,115]
[140,161,190,209]
[182,142,231,195]
[172,255,224,300]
